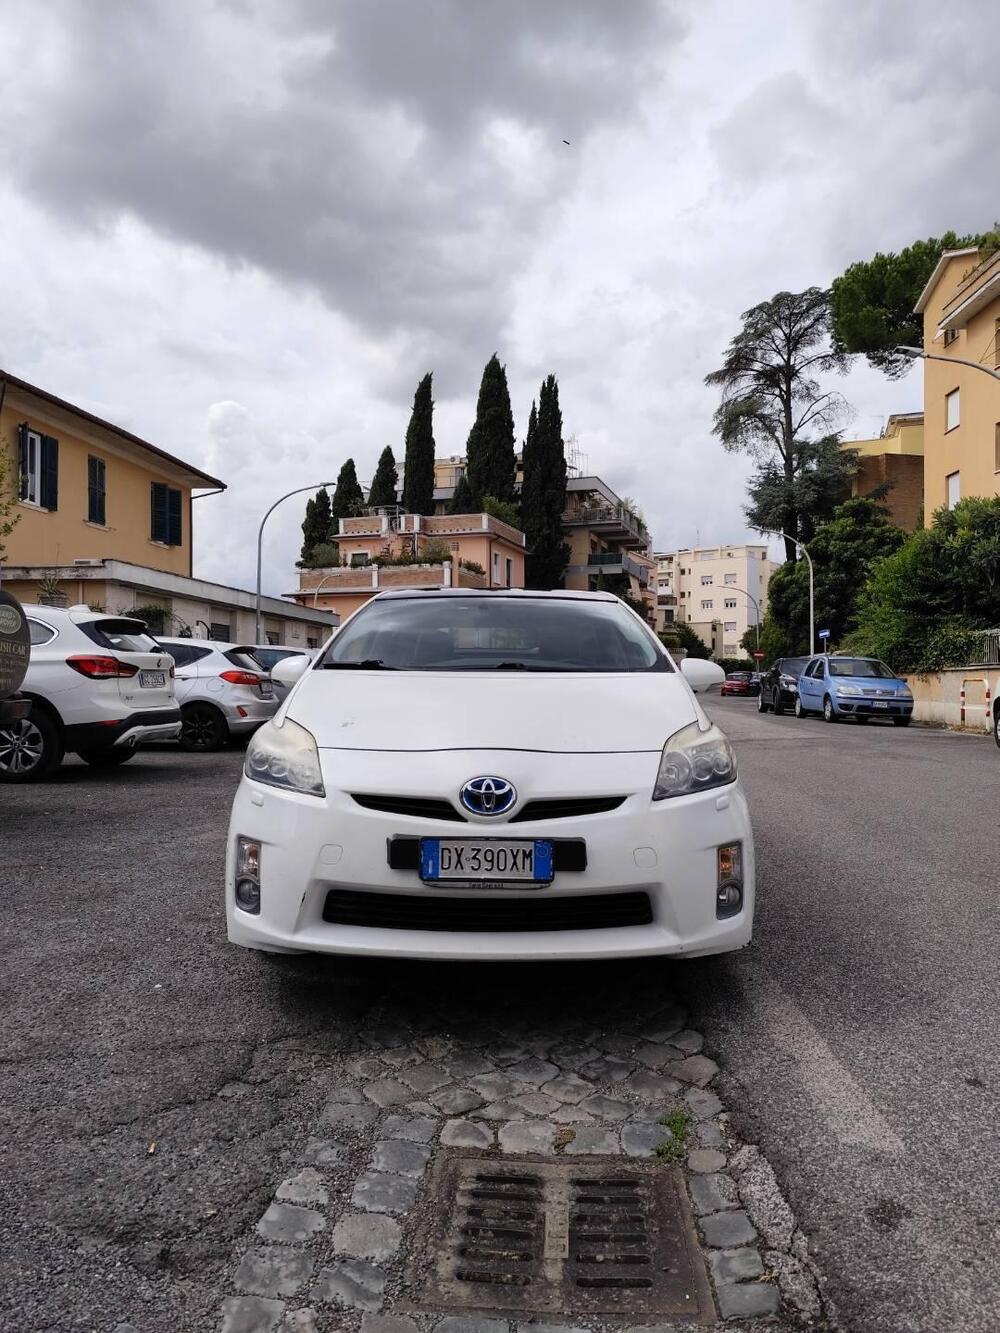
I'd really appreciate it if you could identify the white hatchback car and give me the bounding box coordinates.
[226,590,753,962]
[156,638,279,751]
[1,604,180,782]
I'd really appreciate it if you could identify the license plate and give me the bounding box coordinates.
[260,681,274,697]
[420,838,553,884]
[139,670,166,688]
[871,700,888,709]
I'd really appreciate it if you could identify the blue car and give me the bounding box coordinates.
[795,654,913,726]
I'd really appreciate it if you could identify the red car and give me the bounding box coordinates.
[720,671,756,697]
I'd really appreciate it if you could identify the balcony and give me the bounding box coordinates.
[569,551,650,584]
[562,503,648,548]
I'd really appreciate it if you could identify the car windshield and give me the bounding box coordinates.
[828,658,895,678]
[780,657,809,676]
[727,673,749,680]
[253,647,304,671]
[319,595,672,672]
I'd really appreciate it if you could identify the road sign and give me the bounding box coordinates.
[753,651,765,659]
[818,629,830,641]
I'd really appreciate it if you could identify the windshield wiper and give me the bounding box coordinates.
[322,659,398,670]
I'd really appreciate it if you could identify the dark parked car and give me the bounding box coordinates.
[757,656,810,714]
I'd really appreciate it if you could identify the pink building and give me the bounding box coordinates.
[288,511,526,623]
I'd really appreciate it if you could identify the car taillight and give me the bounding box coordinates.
[67,655,138,679]
[220,670,264,687]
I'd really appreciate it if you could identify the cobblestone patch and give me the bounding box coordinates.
[218,994,832,1331]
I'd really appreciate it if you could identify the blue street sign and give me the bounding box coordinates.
[818,629,830,640]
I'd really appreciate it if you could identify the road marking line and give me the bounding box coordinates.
[753,968,905,1155]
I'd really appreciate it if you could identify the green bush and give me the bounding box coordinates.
[481,495,521,528]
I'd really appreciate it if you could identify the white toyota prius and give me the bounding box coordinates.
[225,589,753,961]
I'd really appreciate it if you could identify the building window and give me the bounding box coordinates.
[493,551,500,583]
[946,471,960,509]
[266,631,279,646]
[943,326,959,346]
[724,643,737,655]
[945,388,960,432]
[505,557,513,587]
[87,456,106,525]
[17,426,58,510]
[701,599,713,610]
[151,482,182,545]
[209,621,231,641]
[307,636,318,650]
[349,551,370,567]
[724,598,737,609]
[724,572,737,584]
[995,318,1000,368]
[995,422,1000,474]
[700,574,713,586]
[450,541,459,551]
[724,621,737,632]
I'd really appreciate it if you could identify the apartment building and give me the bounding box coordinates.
[913,246,1000,517]
[0,369,336,644]
[665,543,773,657]
[843,411,924,531]
[289,510,526,622]
[652,551,677,633]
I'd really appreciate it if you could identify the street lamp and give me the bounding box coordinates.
[724,585,761,649]
[895,345,1000,382]
[255,483,336,643]
[312,571,343,607]
[776,532,814,654]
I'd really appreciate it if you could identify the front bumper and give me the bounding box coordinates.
[833,697,913,718]
[225,749,755,961]
[64,708,182,751]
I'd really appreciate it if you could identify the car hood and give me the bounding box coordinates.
[287,670,700,754]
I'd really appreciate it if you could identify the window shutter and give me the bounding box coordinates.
[151,482,168,542]
[40,435,59,511]
[87,457,106,525]
[17,423,28,500]
[167,487,182,546]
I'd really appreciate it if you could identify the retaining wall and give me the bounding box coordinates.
[905,666,998,733]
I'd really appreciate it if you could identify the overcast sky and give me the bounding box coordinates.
[2,0,998,594]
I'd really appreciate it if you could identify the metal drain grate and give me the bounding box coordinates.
[406,1155,714,1320]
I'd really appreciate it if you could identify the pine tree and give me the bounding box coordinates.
[521,376,569,589]
[367,446,399,508]
[330,458,366,531]
[448,471,475,514]
[299,485,332,565]
[465,354,516,508]
[402,374,436,516]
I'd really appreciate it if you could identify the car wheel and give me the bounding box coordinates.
[823,695,837,723]
[180,703,228,752]
[77,746,138,767]
[757,691,769,713]
[893,717,911,728]
[794,696,806,718]
[0,711,64,783]
[774,694,785,716]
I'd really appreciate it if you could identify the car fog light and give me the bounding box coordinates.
[235,877,261,913]
[237,837,261,878]
[716,881,743,917]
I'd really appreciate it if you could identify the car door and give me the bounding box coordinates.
[163,643,208,705]
[800,658,821,710]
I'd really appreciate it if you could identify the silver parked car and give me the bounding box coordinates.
[157,637,278,751]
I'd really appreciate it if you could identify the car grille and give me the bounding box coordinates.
[351,794,466,822]
[321,889,653,933]
[509,796,626,823]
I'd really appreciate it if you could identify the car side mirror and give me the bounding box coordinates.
[680,658,725,692]
[271,654,311,687]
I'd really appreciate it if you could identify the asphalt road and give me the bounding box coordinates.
[1,711,997,1333]
[694,697,1000,1333]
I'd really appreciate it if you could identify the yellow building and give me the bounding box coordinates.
[1,369,224,575]
[914,247,1000,518]
[665,543,773,657]
[842,412,924,531]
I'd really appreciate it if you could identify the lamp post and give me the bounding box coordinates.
[255,483,336,643]
[312,572,342,607]
[725,585,760,650]
[895,345,1000,382]
[776,532,814,654]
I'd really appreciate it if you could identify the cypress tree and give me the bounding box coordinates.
[521,375,569,589]
[465,354,516,508]
[367,445,399,508]
[402,373,436,515]
[299,486,332,564]
[330,458,365,531]
[448,471,475,514]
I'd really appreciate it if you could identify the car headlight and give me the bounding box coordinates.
[244,718,325,797]
[653,722,736,801]
[835,684,862,696]
[780,677,798,690]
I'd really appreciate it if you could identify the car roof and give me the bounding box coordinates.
[370,587,622,603]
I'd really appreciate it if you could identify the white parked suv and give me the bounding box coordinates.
[0,604,181,782]
[157,638,278,751]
